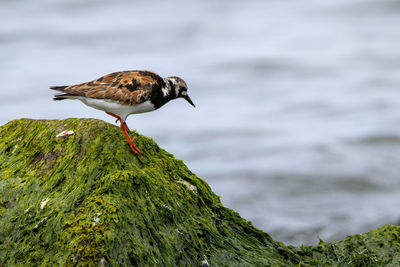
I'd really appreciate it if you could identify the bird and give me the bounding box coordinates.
[50,70,195,154]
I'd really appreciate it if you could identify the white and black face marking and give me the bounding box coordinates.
[167,76,187,97]
[167,76,195,107]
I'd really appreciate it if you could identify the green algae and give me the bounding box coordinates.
[295,225,400,266]
[0,118,399,266]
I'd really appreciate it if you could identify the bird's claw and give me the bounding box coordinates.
[126,138,142,154]
[126,143,141,154]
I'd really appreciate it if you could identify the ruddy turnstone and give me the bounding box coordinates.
[50,70,195,154]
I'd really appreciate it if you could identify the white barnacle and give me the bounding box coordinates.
[56,130,74,139]
[93,212,101,226]
[161,204,172,210]
[201,256,209,267]
[40,198,50,209]
[178,179,197,192]
[34,217,48,229]
[11,145,18,154]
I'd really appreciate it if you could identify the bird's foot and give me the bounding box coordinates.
[118,121,142,154]
[107,112,141,154]
[126,137,142,154]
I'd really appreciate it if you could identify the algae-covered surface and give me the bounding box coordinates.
[0,118,399,266]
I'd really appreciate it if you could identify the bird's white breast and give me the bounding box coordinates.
[77,97,155,121]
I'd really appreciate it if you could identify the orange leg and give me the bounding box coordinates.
[106,112,141,154]
[106,112,122,124]
[122,121,130,132]
[119,123,141,154]
[120,122,142,154]
[107,112,131,132]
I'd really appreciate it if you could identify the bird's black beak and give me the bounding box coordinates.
[183,95,196,108]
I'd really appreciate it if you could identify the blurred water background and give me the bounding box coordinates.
[1,0,400,245]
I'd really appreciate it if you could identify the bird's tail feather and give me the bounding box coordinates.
[53,93,75,101]
[50,86,74,100]
[50,85,68,92]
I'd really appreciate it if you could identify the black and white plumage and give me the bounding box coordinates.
[50,70,195,154]
[51,70,195,122]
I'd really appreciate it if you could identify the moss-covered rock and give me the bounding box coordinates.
[0,118,399,266]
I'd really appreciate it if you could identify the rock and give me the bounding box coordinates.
[0,118,399,266]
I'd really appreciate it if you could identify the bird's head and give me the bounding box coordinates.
[166,76,195,107]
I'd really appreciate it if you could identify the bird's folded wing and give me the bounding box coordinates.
[57,71,165,105]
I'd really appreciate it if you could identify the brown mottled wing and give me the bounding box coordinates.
[56,71,165,105]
